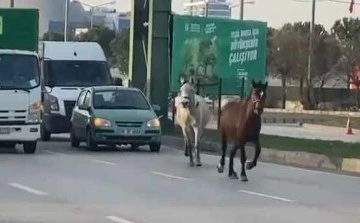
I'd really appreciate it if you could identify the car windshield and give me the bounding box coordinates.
[0,54,40,89]
[45,60,112,87]
[93,89,150,110]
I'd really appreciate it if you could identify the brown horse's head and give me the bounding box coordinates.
[250,80,268,116]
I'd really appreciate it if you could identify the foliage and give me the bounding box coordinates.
[110,28,130,76]
[75,27,116,64]
[331,17,360,84]
[41,32,64,41]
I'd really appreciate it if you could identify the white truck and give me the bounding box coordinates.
[0,8,41,153]
[39,41,115,141]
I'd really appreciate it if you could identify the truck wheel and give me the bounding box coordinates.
[70,127,80,148]
[149,143,161,152]
[40,123,51,141]
[23,142,37,154]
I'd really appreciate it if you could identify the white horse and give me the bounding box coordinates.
[174,78,211,167]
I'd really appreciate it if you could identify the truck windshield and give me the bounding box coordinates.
[0,54,40,89]
[45,60,112,87]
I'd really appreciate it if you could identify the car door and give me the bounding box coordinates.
[72,90,87,137]
[78,90,92,139]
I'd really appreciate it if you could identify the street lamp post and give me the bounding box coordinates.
[306,0,316,106]
[73,0,116,29]
[240,0,244,20]
[64,0,69,42]
[229,0,255,20]
[10,0,14,7]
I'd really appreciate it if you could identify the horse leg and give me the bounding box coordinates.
[217,130,227,173]
[228,144,239,180]
[182,128,189,157]
[194,127,202,167]
[184,137,189,157]
[246,140,261,170]
[240,145,248,182]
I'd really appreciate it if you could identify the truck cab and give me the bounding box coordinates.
[0,50,41,153]
[39,41,114,141]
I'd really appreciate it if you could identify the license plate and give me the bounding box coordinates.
[0,128,10,134]
[124,129,140,135]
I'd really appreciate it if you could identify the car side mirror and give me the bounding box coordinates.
[47,79,55,89]
[113,77,123,86]
[79,104,90,111]
[152,104,161,112]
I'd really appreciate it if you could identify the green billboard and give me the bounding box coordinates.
[170,15,267,95]
[0,8,39,52]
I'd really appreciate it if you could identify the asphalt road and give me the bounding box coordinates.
[0,137,360,223]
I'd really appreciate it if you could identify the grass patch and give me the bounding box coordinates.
[165,128,360,159]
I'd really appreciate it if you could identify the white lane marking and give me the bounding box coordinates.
[106,216,134,223]
[93,160,117,166]
[239,190,295,203]
[44,150,65,156]
[8,183,48,196]
[151,171,194,181]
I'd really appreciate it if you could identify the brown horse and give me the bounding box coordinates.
[217,80,268,182]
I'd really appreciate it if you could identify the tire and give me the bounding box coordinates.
[23,142,37,154]
[70,127,80,148]
[149,143,161,152]
[86,128,98,151]
[40,122,51,141]
[131,144,139,150]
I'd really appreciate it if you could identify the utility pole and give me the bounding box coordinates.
[64,0,70,42]
[240,0,244,20]
[10,0,14,7]
[306,0,316,107]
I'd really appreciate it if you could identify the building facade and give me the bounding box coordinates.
[183,0,231,18]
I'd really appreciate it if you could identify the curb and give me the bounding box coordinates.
[162,135,360,176]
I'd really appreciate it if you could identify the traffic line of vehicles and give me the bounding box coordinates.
[0,8,162,154]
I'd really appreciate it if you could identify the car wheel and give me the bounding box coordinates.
[70,127,80,148]
[131,144,139,150]
[149,143,161,152]
[23,142,37,154]
[86,128,98,151]
[40,122,51,141]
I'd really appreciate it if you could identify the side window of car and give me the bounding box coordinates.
[77,91,87,107]
[84,91,92,107]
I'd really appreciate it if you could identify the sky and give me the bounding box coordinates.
[83,0,359,31]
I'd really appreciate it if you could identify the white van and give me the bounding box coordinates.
[39,41,114,141]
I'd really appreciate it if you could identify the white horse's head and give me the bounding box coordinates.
[179,77,196,109]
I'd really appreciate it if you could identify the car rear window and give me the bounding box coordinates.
[93,89,150,110]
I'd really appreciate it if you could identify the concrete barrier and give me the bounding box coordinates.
[162,134,360,175]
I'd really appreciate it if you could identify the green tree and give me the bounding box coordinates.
[331,17,360,107]
[41,31,64,41]
[76,27,116,63]
[268,23,302,108]
[110,28,130,76]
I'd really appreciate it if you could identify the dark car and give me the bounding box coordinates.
[70,85,162,151]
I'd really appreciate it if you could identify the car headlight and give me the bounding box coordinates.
[49,95,59,111]
[28,101,41,123]
[93,117,112,127]
[147,118,160,128]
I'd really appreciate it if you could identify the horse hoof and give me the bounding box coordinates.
[185,153,189,157]
[246,162,256,170]
[217,164,224,173]
[196,161,202,167]
[229,172,239,180]
[189,161,195,167]
[241,175,248,182]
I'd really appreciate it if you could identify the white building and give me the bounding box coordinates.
[183,0,231,18]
